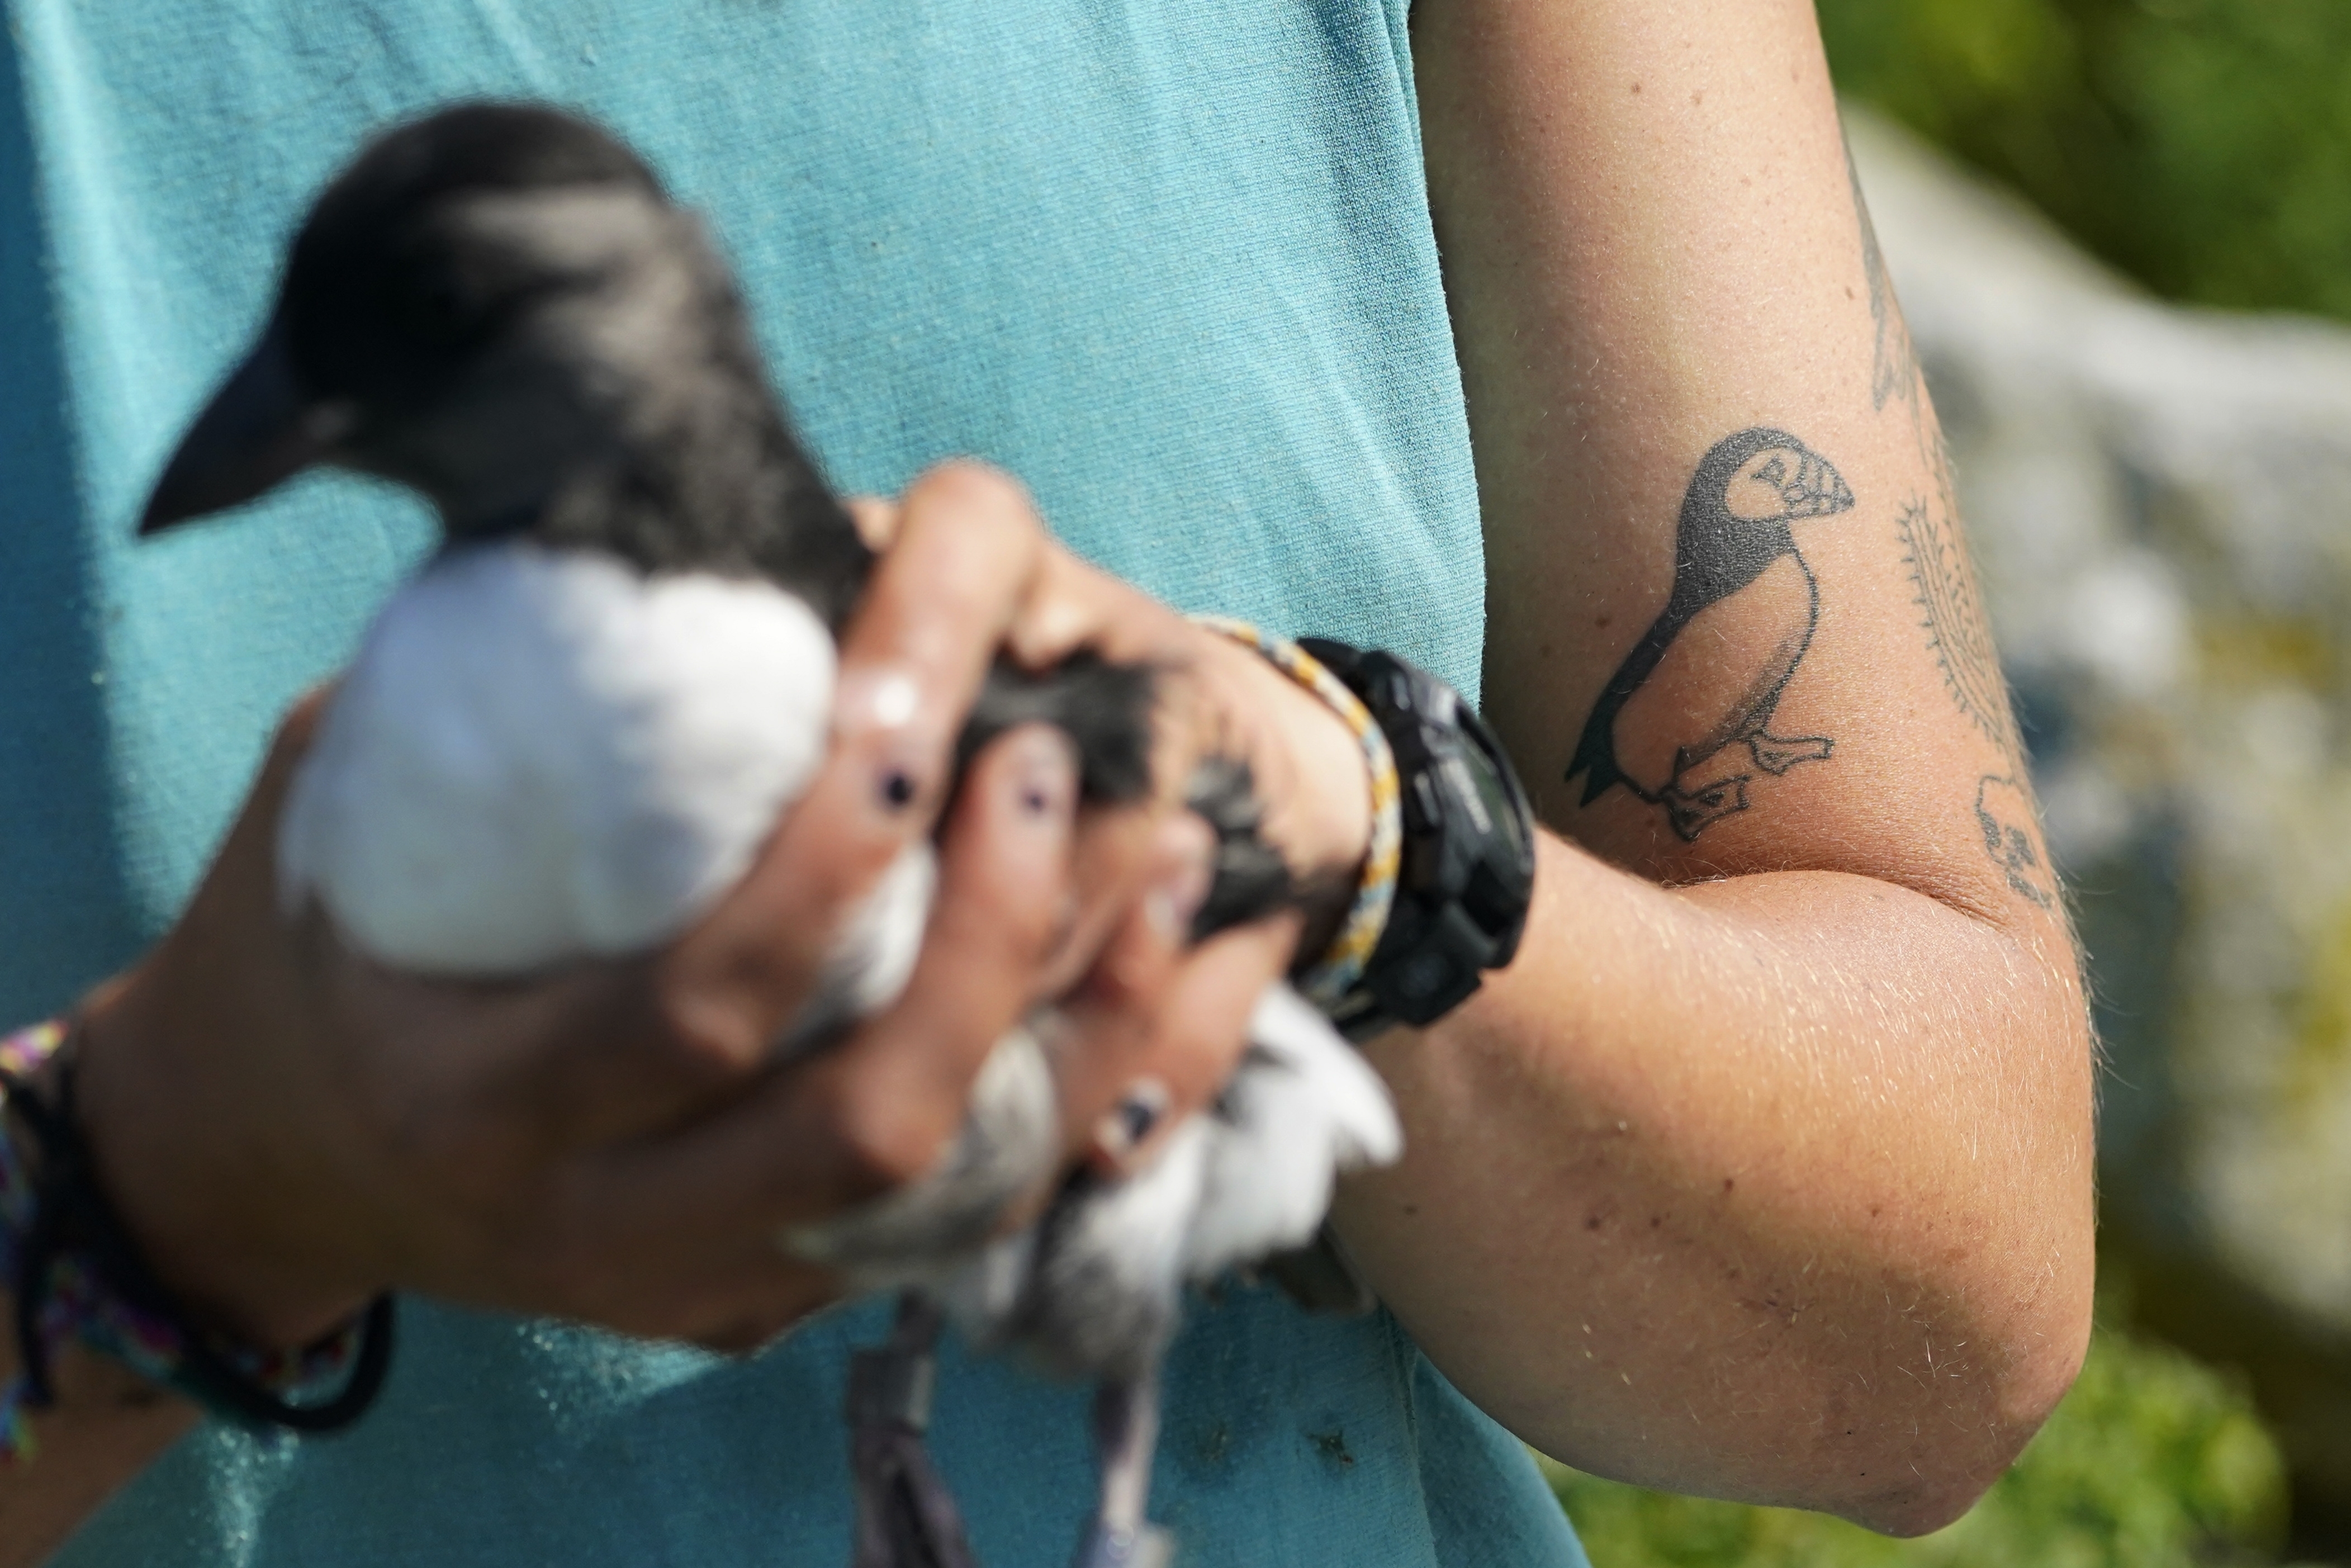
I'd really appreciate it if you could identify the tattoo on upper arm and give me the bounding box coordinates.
[1894,449,2019,757]
[1848,144,1919,417]
[1884,353,2056,907]
[1566,428,1855,841]
[1975,774,2056,909]
[1852,127,2026,762]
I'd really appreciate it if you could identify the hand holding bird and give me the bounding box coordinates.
[74,478,1189,1352]
[89,456,1380,1567]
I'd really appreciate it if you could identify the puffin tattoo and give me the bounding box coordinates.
[1566,427,1856,840]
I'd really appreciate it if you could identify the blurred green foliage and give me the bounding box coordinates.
[1545,1306,2310,1567]
[1816,0,2351,322]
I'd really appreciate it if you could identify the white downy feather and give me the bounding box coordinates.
[1180,984,1401,1280]
[778,843,936,1057]
[941,1116,1216,1379]
[279,541,836,973]
[941,983,1402,1378]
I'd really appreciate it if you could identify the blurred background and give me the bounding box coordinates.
[1545,3,2351,1564]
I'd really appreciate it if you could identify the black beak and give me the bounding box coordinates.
[1780,449,1855,520]
[140,315,357,534]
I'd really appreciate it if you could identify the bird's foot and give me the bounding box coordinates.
[1070,1520,1175,1568]
[1660,775,1751,841]
[1746,732,1833,775]
[1074,1375,1173,1568]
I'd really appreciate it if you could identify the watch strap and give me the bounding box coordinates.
[1298,640,1536,1038]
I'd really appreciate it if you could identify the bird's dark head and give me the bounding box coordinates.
[141,103,812,556]
[1662,428,1856,611]
[1705,428,1855,528]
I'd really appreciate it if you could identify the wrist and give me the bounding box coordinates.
[75,967,376,1352]
[5,994,395,1442]
[1292,639,1537,1036]
[1189,627,1374,883]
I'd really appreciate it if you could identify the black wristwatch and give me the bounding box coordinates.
[1298,639,1537,1040]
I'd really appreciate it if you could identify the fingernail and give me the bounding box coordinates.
[1006,727,1078,826]
[836,666,939,814]
[836,667,923,734]
[1143,818,1215,942]
[871,749,936,814]
[1093,1078,1171,1162]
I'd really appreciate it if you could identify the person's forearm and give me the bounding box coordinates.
[1385,0,2096,1532]
[1335,835,2090,1534]
[0,1300,197,1567]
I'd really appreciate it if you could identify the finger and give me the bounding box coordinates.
[1026,797,1170,999]
[997,546,1231,851]
[1003,537,1197,674]
[844,495,899,549]
[589,721,1080,1240]
[1041,812,1215,1157]
[657,461,1049,1075]
[1077,913,1298,1177]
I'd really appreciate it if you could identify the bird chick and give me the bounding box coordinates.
[139,102,1397,1568]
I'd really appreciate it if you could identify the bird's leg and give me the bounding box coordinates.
[1658,775,1751,841]
[1070,1371,1174,1568]
[847,1291,980,1568]
[1746,731,1834,775]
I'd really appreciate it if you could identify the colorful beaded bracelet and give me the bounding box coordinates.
[0,1020,393,1464]
[1189,616,1403,1011]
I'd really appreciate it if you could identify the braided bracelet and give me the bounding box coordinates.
[0,1020,394,1463]
[1189,617,1403,1011]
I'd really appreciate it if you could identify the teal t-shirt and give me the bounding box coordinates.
[0,1,1589,1562]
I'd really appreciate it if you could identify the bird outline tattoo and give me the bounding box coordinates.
[1566,427,1856,841]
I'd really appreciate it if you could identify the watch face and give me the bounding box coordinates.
[1453,702,1534,865]
[1460,745,1529,857]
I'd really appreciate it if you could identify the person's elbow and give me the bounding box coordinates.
[1843,1253,2097,1538]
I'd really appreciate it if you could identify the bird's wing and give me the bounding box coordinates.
[1566,604,1687,803]
[945,1119,1215,1381]
[1243,984,1401,1169]
[935,986,1399,1380]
